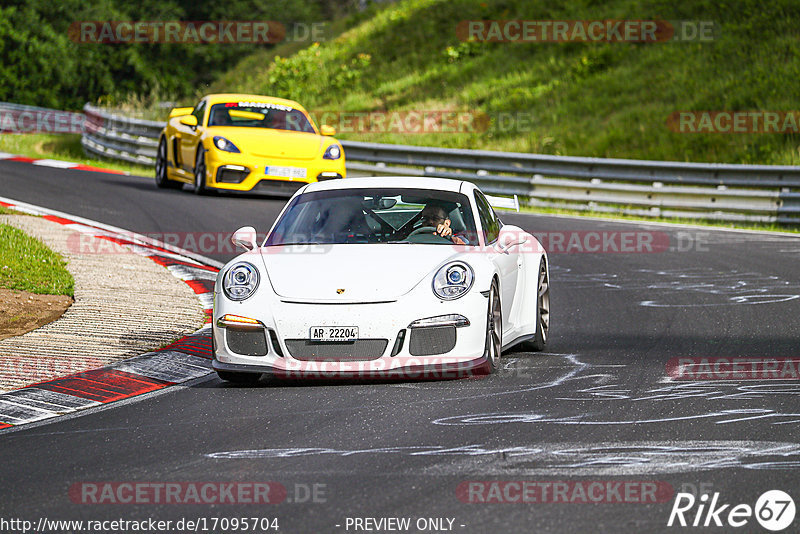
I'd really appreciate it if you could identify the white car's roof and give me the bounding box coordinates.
[303,176,472,194]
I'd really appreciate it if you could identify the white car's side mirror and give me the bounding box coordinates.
[495,225,527,254]
[231,226,258,251]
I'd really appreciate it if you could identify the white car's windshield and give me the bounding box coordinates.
[266,188,479,245]
[207,102,316,133]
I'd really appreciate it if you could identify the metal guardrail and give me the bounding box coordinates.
[82,104,161,165]
[80,104,800,224]
[0,101,84,134]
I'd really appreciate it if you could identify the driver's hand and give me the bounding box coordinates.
[435,219,453,237]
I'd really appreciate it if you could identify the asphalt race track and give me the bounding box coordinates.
[2,160,800,533]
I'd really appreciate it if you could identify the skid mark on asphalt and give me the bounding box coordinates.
[382,353,592,403]
[394,351,800,449]
[635,268,800,307]
[332,354,594,401]
[199,355,800,473]
[552,265,800,307]
[205,440,800,475]
[548,379,800,403]
[429,362,800,429]
[432,408,800,427]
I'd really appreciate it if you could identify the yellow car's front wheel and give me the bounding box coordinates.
[193,147,208,195]
[155,138,180,189]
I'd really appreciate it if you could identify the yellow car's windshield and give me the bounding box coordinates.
[208,102,315,133]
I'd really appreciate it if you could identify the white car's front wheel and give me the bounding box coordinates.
[479,280,502,374]
[523,258,549,352]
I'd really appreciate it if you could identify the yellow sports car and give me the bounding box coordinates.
[155,93,345,196]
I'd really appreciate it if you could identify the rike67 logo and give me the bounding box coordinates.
[668,490,795,531]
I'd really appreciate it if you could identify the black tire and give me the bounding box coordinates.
[193,146,208,195]
[216,370,261,384]
[155,138,179,189]
[523,258,550,352]
[478,280,502,374]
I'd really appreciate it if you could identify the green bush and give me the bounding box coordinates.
[0,0,326,110]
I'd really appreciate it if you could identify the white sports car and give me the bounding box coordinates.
[212,177,550,382]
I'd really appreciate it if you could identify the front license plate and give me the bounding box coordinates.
[309,326,359,342]
[265,165,307,179]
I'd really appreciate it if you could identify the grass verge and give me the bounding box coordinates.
[0,133,154,177]
[0,224,74,296]
[0,206,26,216]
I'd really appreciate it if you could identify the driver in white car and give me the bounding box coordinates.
[418,204,469,245]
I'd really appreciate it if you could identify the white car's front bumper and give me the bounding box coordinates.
[212,288,490,379]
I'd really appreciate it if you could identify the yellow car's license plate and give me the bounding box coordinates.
[265,166,307,179]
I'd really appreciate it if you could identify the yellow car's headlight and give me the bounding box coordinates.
[214,136,241,153]
[323,144,341,160]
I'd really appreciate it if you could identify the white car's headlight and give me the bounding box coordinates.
[432,261,474,300]
[223,262,259,301]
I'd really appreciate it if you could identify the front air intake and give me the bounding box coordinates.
[408,326,456,356]
[267,329,284,357]
[226,328,268,356]
[284,339,388,361]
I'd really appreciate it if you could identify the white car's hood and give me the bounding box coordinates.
[259,244,463,302]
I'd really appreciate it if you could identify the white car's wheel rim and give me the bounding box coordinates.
[488,286,501,363]
[538,262,550,343]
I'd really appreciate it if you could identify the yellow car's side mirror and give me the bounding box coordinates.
[179,115,198,128]
[169,107,194,119]
[320,124,336,136]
